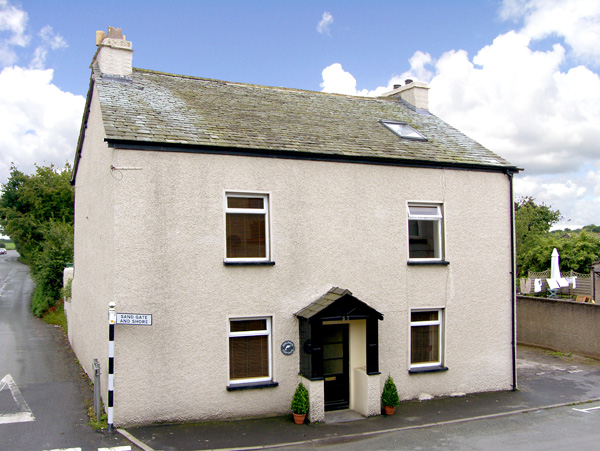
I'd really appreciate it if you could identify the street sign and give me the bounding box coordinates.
[116,313,152,326]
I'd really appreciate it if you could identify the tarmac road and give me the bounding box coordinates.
[278,401,600,450]
[0,250,131,451]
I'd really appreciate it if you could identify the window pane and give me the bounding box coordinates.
[411,325,440,364]
[226,213,266,258]
[411,311,439,322]
[409,205,439,217]
[383,121,426,140]
[323,359,344,375]
[227,197,264,209]
[409,220,440,259]
[229,335,269,380]
[231,319,267,333]
[409,220,420,237]
[323,343,344,359]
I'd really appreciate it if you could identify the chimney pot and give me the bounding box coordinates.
[405,79,413,85]
[393,84,402,89]
[95,30,106,46]
[107,26,125,40]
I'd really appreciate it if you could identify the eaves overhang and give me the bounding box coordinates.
[104,138,523,175]
[71,73,96,185]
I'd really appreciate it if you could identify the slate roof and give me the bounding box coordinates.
[295,287,354,319]
[89,66,518,171]
[295,287,384,321]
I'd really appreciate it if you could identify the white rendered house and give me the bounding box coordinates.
[67,27,520,426]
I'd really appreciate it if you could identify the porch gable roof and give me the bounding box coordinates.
[295,287,383,321]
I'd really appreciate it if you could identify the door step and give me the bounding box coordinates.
[324,409,365,424]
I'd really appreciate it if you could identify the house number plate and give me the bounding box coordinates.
[281,340,295,355]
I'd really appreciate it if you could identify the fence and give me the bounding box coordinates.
[520,269,592,298]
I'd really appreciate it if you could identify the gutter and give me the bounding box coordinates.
[507,170,518,390]
[105,139,522,175]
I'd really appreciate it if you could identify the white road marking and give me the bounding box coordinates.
[0,374,35,424]
[572,405,600,414]
[45,447,131,451]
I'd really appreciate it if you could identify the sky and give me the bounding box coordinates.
[1,0,599,230]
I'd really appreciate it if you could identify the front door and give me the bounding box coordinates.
[323,324,349,411]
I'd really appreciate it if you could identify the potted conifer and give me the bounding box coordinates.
[291,382,309,424]
[381,375,400,415]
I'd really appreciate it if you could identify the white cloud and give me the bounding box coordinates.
[30,25,67,69]
[317,11,334,35]
[0,1,83,183]
[0,0,29,65]
[320,63,358,95]
[318,0,600,227]
[0,66,85,180]
[428,30,600,175]
[500,0,600,64]
[320,63,402,97]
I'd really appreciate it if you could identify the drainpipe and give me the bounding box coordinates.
[507,170,517,391]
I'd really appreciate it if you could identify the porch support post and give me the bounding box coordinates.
[366,317,380,375]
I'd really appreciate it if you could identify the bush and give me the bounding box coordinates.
[29,221,73,316]
[291,382,309,415]
[31,284,56,318]
[381,375,400,407]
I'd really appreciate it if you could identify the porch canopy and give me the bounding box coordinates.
[295,287,384,380]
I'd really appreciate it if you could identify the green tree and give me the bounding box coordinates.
[559,232,600,274]
[515,197,562,277]
[515,195,600,276]
[0,163,74,316]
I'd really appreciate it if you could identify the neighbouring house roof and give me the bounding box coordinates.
[295,287,384,321]
[73,65,520,182]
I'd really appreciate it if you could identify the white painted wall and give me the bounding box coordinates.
[70,87,116,402]
[70,101,514,425]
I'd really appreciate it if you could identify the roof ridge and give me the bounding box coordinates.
[132,67,397,102]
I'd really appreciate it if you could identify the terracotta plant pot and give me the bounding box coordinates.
[293,413,306,424]
[384,405,395,415]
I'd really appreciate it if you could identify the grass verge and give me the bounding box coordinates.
[42,299,67,333]
[86,398,108,430]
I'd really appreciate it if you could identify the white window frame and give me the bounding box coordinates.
[409,308,444,369]
[224,192,270,263]
[407,202,444,261]
[228,316,273,385]
[381,120,427,141]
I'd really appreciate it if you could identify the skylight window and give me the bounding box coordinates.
[381,120,427,141]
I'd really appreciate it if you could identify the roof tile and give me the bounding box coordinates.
[94,67,516,170]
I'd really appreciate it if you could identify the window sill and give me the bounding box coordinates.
[226,381,279,391]
[407,260,450,266]
[409,365,448,374]
[223,261,276,266]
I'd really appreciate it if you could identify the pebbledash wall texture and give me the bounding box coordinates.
[67,27,519,426]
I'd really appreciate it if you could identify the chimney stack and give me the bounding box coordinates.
[93,27,133,77]
[382,80,429,111]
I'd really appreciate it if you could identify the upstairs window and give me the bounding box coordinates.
[225,193,269,262]
[408,203,443,261]
[381,120,427,141]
